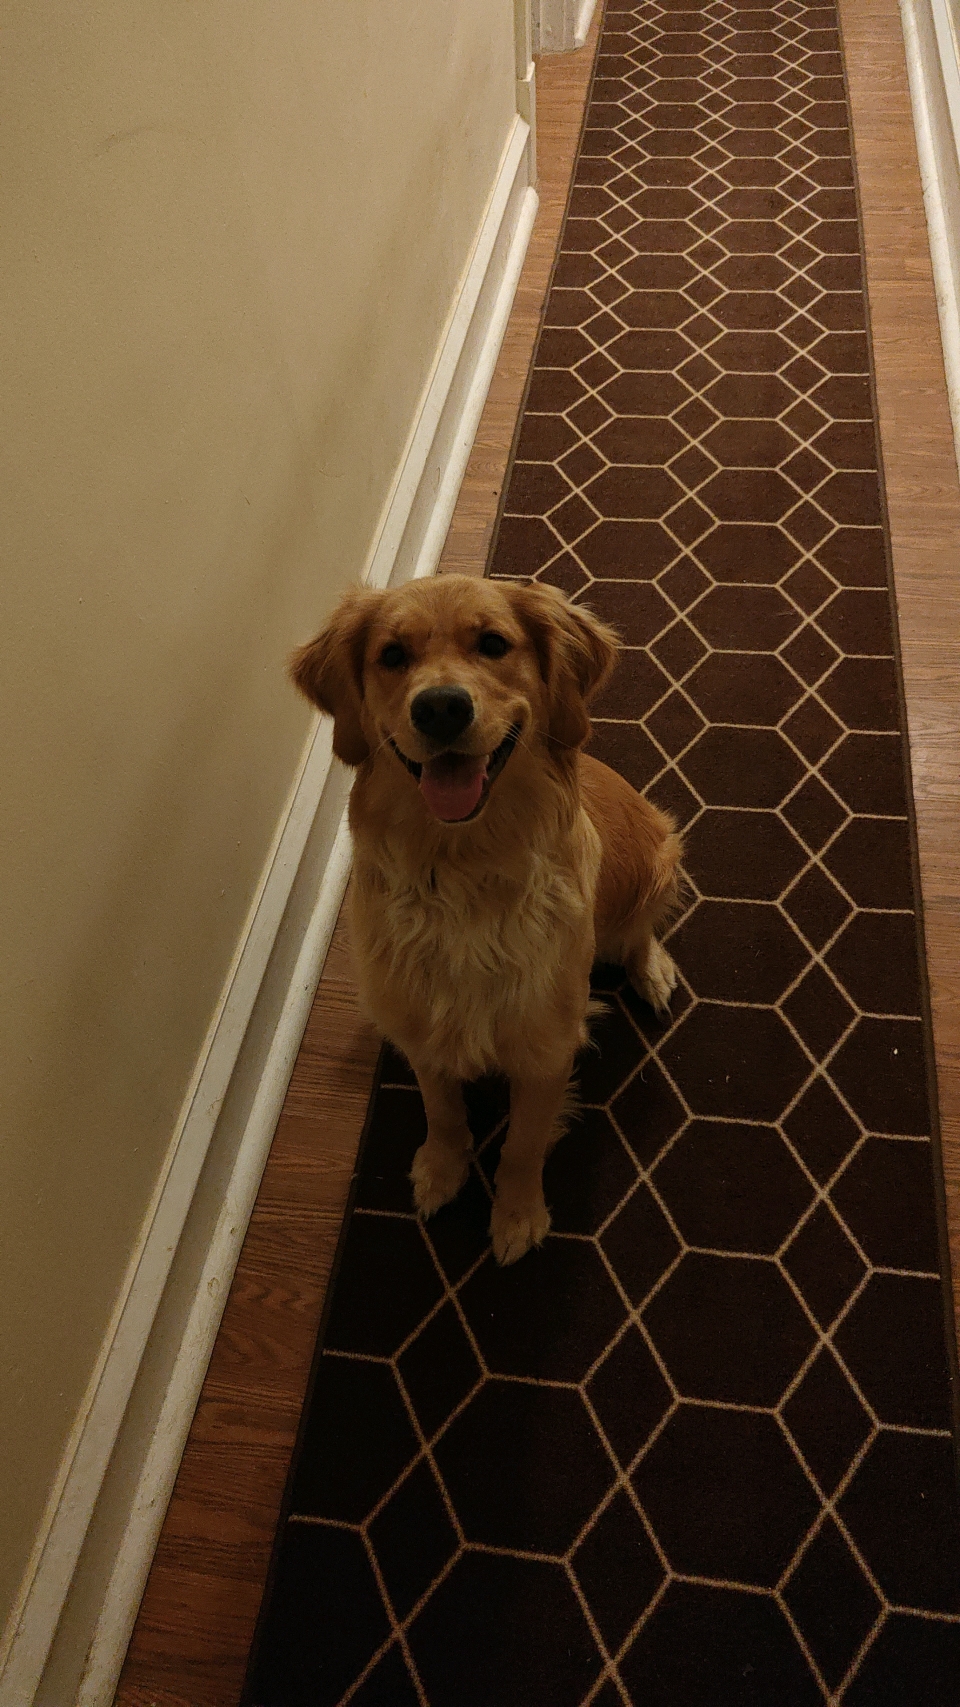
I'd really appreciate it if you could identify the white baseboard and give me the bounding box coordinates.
[575,0,599,49]
[363,116,536,592]
[532,0,597,54]
[1,113,537,1707]
[901,0,960,464]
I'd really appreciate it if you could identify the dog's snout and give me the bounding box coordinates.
[410,686,475,745]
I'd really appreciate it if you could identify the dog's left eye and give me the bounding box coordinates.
[379,642,407,670]
[477,631,511,659]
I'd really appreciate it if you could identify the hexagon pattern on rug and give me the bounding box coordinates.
[249,1,960,1702]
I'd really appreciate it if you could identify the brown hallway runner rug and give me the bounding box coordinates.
[246,3,960,1702]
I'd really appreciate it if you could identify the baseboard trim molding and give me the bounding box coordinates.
[68,801,356,1707]
[363,115,536,591]
[1,113,536,1707]
[0,717,345,1707]
[575,0,599,48]
[533,0,597,53]
[901,0,960,463]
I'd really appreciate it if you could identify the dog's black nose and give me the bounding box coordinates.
[410,686,474,744]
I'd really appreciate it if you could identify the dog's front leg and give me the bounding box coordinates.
[490,1058,575,1266]
[408,1061,473,1218]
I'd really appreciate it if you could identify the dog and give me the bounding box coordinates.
[292,574,683,1264]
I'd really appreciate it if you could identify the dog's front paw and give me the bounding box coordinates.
[490,1194,551,1266]
[636,939,678,1015]
[411,1141,470,1218]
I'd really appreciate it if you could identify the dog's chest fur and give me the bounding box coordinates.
[351,815,601,1080]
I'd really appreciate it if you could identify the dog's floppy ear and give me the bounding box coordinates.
[290,587,384,766]
[504,581,619,751]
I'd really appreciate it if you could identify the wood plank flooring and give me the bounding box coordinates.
[116,3,960,1700]
[839,0,960,1325]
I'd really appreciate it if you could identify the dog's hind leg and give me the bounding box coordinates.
[623,920,678,1016]
[409,1061,473,1217]
[617,842,684,1015]
[490,1057,575,1266]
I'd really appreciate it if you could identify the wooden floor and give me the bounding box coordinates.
[839,0,960,1316]
[116,2,960,1701]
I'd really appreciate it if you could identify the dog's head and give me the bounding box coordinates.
[291,575,618,824]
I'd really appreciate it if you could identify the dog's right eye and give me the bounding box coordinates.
[477,631,511,659]
[379,642,407,670]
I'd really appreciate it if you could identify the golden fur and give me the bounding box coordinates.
[292,574,682,1263]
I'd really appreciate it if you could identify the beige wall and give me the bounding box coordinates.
[0,0,516,1638]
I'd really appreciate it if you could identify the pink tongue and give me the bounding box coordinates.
[419,753,487,821]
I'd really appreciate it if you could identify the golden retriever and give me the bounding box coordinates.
[292,574,682,1264]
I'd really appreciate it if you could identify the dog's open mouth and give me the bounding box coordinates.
[388,724,521,823]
